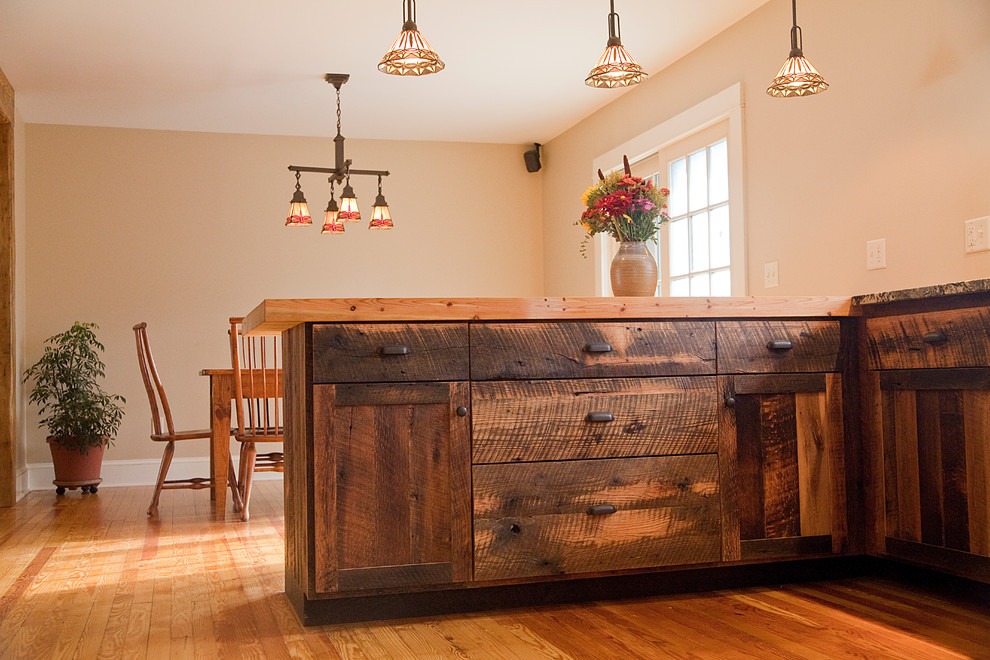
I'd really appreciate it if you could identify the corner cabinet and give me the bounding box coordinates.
[864,298,990,582]
[277,304,856,625]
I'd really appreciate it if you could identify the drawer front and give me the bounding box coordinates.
[473,455,721,580]
[867,307,990,370]
[717,320,842,373]
[312,323,469,383]
[470,321,716,380]
[472,377,718,463]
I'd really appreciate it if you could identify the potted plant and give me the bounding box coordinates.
[23,322,125,494]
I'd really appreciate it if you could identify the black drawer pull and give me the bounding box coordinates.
[922,330,947,345]
[455,406,468,417]
[724,396,736,409]
[379,345,410,356]
[583,342,613,354]
[766,339,793,351]
[587,504,617,516]
[585,412,615,423]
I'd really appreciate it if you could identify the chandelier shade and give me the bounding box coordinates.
[339,178,361,221]
[379,0,445,76]
[285,172,312,226]
[369,177,393,230]
[767,0,829,98]
[321,181,345,234]
[586,0,647,88]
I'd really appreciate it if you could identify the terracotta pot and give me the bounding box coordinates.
[47,437,105,485]
[609,241,658,297]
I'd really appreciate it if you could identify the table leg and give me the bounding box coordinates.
[209,374,232,518]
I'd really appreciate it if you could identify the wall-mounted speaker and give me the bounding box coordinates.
[524,143,542,173]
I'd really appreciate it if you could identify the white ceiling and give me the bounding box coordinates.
[0,1,771,144]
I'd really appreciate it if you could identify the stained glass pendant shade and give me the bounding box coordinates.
[586,0,647,89]
[379,0,445,76]
[767,0,829,98]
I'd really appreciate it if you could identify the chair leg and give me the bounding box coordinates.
[148,441,175,517]
[227,457,242,513]
[239,442,258,522]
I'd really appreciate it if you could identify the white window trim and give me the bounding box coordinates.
[591,83,747,296]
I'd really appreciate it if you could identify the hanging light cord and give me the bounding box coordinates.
[607,0,621,44]
[789,0,804,56]
[403,0,416,29]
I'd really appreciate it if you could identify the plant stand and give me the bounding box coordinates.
[53,478,101,495]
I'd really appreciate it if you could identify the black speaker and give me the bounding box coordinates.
[524,143,542,173]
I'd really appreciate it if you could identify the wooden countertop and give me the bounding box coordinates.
[242,296,856,334]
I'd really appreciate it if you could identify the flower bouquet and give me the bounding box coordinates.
[578,156,670,257]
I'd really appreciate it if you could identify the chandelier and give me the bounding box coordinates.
[285,74,392,232]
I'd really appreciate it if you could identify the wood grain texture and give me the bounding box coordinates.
[796,392,831,537]
[312,323,469,383]
[718,377,740,562]
[471,377,718,463]
[0,68,12,508]
[761,394,801,539]
[282,323,310,598]
[867,307,990,370]
[242,296,858,333]
[473,455,720,580]
[717,320,842,374]
[893,390,922,542]
[965,390,990,557]
[470,321,716,380]
[313,381,472,593]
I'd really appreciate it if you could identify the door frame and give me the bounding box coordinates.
[0,65,15,506]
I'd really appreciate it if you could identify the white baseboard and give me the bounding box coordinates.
[16,465,30,501]
[26,456,282,492]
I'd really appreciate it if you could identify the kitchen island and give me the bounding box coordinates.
[244,288,989,625]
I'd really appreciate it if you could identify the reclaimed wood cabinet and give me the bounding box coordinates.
[268,296,857,624]
[864,297,990,581]
[718,320,848,561]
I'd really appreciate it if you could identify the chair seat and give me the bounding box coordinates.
[151,428,213,442]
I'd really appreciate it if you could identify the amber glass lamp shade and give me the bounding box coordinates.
[284,189,311,227]
[586,40,648,88]
[379,1,444,76]
[766,52,829,97]
[338,181,361,221]
[369,192,393,230]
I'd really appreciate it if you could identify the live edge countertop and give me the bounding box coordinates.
[241,295,856,334]
[851,277,990,306]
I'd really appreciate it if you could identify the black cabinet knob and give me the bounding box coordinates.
[456,406,469,417]
[766,339,793,351]
[725,396,736,408]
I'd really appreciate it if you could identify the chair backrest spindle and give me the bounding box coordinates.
[133,322,176,437]
[229,317,283,439]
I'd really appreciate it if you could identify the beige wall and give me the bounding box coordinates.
[23,125,543,463]
[543,0,990,296]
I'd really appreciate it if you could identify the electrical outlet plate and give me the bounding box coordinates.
[764,261,779,288]
[964,216,990,253]
[867,238,886,270]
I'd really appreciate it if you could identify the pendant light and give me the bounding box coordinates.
[586,0,648,89]
[767,0,829,98]
[321,180,345,234]
[379,0,445,76]
[369,176,393,230]
[285,171,312,226]
[338,175,361,221]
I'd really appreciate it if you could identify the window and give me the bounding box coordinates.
[631,122,733,296]
[591,84,746,297]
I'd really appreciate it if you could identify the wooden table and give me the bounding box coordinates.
[200,367,283,518]
[201,368,235,518]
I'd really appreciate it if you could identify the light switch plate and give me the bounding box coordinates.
[764,261,779,288]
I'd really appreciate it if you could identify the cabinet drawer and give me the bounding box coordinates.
[866,307,990,370]
[312,323,469,383]
[473,455,720,580]
[718,320,842,373]
[470,321,716,380]
[472,377,718,463]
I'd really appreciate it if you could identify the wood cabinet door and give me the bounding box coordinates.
[312,382,472,593]
[719,374,847,562]
[873,368,990,580]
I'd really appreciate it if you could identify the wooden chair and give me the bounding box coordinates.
[228,317,284,522]
[133,322,240,517]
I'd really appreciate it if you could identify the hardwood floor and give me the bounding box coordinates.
[1,483,988,659]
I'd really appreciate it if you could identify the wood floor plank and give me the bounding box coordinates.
[2,482,989,659]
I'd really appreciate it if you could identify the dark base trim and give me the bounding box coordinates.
[884,537,990,584]
[292,556,874,626]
